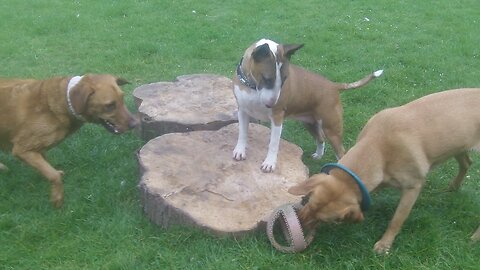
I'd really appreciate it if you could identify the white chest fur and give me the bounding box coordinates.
[233,84,272,122]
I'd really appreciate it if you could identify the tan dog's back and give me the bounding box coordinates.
[0,78,66,151]
[340,88,480,189]
[362,88,480,161]
[0,79,39,149]
[0,79,36,121]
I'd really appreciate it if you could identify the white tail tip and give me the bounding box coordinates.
[373,70,384,77]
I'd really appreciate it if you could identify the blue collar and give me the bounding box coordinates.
[320,163,371,211]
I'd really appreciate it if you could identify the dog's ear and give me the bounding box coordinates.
[116,77,130,86]
[288,175,322,195]
[283,44,304,60]
[252,43,272,62]
[71,85,94,114]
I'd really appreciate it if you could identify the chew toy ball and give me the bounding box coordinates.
[266,203,315,253]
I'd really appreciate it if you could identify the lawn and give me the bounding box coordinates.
[1,0,479,269]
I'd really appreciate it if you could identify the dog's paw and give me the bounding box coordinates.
[471,228,480,242]
[233,148,247,161]
[0,163,9,172]
[472,234,480,242]
[50,190,64,208]
[261,163,275,173]
[261,159,276,173]
[233,142,247,160]
[373,240,392,255]
[51,197,64,208]
[312,142,325,160]
[50,177,64,208]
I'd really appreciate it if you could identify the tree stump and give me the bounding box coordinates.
[138,123,308,237]
[133,74,238,140]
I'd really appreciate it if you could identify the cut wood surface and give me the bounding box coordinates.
[138,123,308,237]
[133,74,238,140]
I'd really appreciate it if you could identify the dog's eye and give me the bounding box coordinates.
[105,102,116,112]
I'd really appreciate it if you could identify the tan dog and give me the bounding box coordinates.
[289,88,480,254]
[232,39,382,172]
[0,74,138,207]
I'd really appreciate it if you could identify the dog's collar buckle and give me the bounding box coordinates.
[236,57,257,90]
[321,163,371,211]
[66,76,87,122]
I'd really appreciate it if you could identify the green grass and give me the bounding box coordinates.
[1,0,479,269]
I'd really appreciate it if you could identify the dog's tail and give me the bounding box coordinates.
[339,70,383,91]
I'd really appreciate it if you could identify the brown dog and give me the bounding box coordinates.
[233,39,383,172]
[0,74,138,207]
[289,88,480,254]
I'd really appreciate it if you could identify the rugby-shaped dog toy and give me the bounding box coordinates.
[266,203,315,253]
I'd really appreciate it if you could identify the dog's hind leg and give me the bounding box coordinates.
[322,122,345,160]
[304,122,326,159]
[448,152,472,191]
[12,148,64,208]
[318,107,346,160]
[471,226,480,242]
[449,154,480,242]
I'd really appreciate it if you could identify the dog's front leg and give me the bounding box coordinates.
[233,109,250,160]
[13,149,64,208]
[374,184,423,254]
[261,120,283,173]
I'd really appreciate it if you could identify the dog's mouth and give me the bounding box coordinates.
[100,119,121,134]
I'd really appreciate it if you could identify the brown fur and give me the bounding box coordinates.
[233,39,381,173]
[0,74,138,207]
[273,64,356,156]
[289,88,480,253]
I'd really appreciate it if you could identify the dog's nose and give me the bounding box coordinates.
[264,98,276,108]
[129,116,139,129]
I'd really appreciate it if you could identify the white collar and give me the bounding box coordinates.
[66,76,86,121]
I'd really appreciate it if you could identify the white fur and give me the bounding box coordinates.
[233,39,286,172]
[66,75,85,121]
[255,39,283,107]
[374,70,384,77]
[233,85,271,122]
[233,109,250,160]
[259,62,283,107]
[261,124,283,172]
[312,142,326,160]
[312,120,326,159]
[256,39,279,55]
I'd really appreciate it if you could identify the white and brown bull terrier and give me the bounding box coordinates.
[232,39,383,172]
